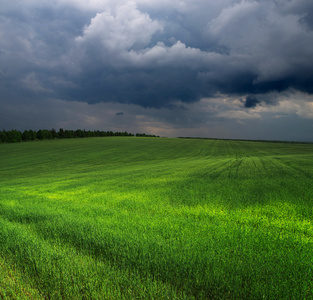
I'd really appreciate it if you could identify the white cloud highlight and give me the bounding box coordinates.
[76,2,162,52]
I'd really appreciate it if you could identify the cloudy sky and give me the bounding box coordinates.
[1,0,313,141]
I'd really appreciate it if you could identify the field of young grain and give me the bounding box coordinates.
[0,137,312,299]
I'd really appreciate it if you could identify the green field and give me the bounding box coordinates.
[0,137,313,299]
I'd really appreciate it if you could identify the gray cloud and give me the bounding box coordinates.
[2,1,313,104]
[1,0,313,140]
[69,0,313,107]
[244,96,260,108]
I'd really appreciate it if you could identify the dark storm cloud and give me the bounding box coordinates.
[283,0,313,30]
[1,0,313,127]
[244,96,260,108]
[66,0,313,107]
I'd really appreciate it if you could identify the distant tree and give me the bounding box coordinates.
[36,129,51,140]
[85,130,93,137]
[14,130,22,142]
[22,130,32,141]
[64,130,77,138]
[51,128,59,139]
[43,129,53,139]
[37,130,44,140]
[75,129,84,138]
[59,128,65,139]
[6,130,22,143]
[0,127,138,144]
[29,130,36,140]
[136,132,158,137]
[0,130,7,143]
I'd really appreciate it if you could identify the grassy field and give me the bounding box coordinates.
[0,137,313,299]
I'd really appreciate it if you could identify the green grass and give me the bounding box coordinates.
[0,137,313,299]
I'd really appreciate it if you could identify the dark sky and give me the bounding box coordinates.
[1,0,313,141]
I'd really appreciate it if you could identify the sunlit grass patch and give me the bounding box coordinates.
[0,256,42,300]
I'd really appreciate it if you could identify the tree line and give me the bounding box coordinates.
[0,129,159,143]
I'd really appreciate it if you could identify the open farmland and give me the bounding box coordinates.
[0,137,313,299]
